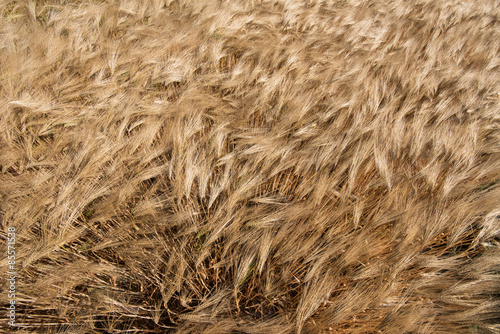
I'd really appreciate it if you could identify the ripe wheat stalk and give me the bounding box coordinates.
[0,0,499,333]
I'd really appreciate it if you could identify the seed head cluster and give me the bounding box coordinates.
[0,0,499,333]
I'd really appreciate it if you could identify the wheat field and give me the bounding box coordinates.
[0,0,499,333]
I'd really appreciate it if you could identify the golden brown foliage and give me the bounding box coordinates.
[0,0,499,333]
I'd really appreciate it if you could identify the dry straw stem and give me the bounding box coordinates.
[0,0,499,333]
